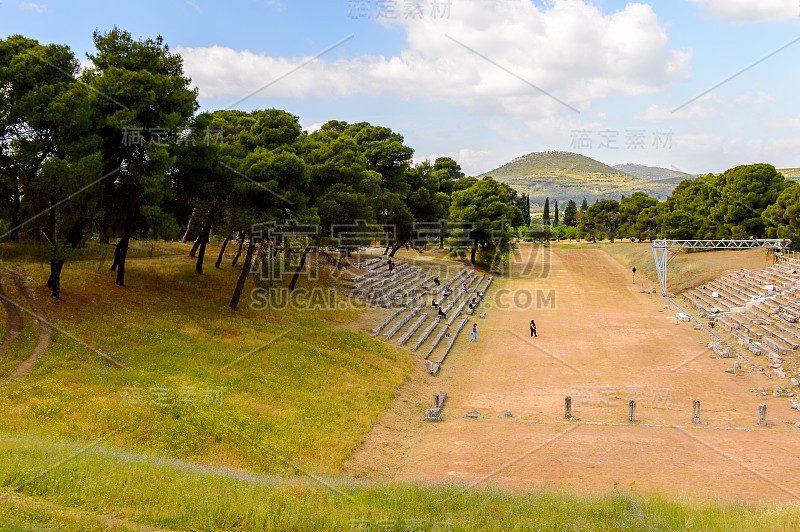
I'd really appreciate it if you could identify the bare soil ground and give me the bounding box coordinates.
[0,268,52,388]
[349,245,800,502]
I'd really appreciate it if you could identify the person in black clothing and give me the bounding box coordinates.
[632,266,636,283]
[433,276,440,286]
[530,319,537,337]
[438,308,446,319]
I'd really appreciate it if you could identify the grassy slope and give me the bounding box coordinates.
[0,242,412,475]
[612,164,691,181]
[2,433,798,531]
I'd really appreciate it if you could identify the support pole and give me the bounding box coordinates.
[653,240,668,296]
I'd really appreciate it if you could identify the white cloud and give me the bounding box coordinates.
[178,0,690,120]
[767,115,800,129]
[634,93,722,123]
[689,0,798,24]
[486,119,522,142]
[634,90,774,123]
[19,1,46,13]
[303,122,325,133]
[731,90,774,107]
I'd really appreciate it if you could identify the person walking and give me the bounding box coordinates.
[469,323,477,342]
[632,266,636,283]
[530,319,537,337]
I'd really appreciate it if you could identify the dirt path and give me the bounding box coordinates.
[0,269,52,388]
[0,272,22,357]
[360,246,800,502]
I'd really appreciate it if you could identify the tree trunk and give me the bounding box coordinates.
[45,259,65,298]
[189,236,201,258]
[45,221,84,299]
[388,238,405,257]
[232,232,245,266]
[215,238,229,269]
[288,248,311,291]
[195,214,214,274]
[111,241,120,271]
[44,208,60,298]
[115,232,130,286]
[470,243,477,265]
[230,237,255,311]
[181,208,196,243]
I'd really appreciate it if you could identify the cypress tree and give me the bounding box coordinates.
[543,197,550,226]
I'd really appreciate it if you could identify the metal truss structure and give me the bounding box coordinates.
[651,239,790,296]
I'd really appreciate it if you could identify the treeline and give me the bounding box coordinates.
[519,163,799,246]
[0,29,525,305]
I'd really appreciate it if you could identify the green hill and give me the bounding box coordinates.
[613,163,692,181]
[779,168,800,178]
[478,151,683,206]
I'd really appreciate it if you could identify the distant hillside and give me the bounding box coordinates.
[779,168,800,178]
[478,151,681,206]
[613,163,691,181]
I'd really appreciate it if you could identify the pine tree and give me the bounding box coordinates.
[543,197,550,226]
[525,194,531,225]
[580,197,588,214]
[554,201,559,226]
[562,199,578,227]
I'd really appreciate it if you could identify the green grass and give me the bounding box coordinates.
[0,239,192,264]
[0,248,412,475]
[2,432,799,531]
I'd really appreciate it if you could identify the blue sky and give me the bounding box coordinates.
[3,0,800,175]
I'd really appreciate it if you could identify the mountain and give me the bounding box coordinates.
[478,151,682,206]
[779,168,800,179]
[613,163,692,181]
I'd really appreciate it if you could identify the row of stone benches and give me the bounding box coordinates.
[352,266,426,304]
[370,267,476,338]
[719,311,799,361]
[423,276,494,373]
[351,264,397,287]
[352,262,412,291]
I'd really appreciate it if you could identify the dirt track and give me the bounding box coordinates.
[0,268,52,388]
[389,247,800,502]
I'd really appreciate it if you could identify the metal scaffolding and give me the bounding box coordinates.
[651,239,790,296]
